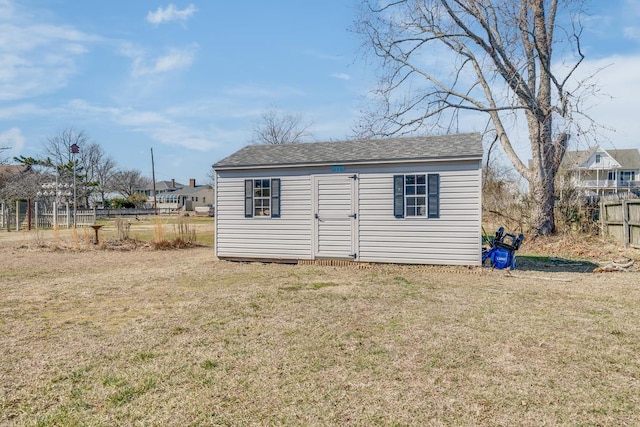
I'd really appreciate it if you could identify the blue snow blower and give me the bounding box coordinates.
[482,227,524,269]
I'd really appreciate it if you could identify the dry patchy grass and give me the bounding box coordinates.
[1,228,640,425]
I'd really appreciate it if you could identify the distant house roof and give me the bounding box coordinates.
[155,180,185,191]
[562,147,640,169]
[175,185,212,196]
[214,133,483,170]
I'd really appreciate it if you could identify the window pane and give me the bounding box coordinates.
[405,175,416,185]
[416,185,426,195]
[406,186,415,195]
[417,175,426,184]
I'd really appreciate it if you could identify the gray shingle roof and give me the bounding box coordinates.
[561,147,640,169]
[610,149,640,169]
[214,133,483,169]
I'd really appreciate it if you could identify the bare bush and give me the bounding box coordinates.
[482,163,526,232]
[115,218,131,240]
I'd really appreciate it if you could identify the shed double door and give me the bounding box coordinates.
[312,174,359,260]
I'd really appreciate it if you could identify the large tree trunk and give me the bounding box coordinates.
[529,170,556,235]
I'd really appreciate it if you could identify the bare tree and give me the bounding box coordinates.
[1,146,9,164]
[0,167,46,201]
[43,128,118,207]
[251,107,313,144]
[111,169,150,198]
[92,156,117,207]
[483,160,526,232]
[44,128,89,171]
[206,165,215,187]
[355,0,591,236]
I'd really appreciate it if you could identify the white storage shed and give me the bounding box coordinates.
[213,133,483,265]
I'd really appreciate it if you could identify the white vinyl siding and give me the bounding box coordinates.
[216,171,312,260]
[357,163,481,265]
[215,159,482,266]
[585,152,618,169]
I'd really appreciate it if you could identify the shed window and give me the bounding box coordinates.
[393,174,439,218]
[244,178,281,218]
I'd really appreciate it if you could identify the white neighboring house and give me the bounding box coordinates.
[213,133,483,266]
[144,179,214,213]
[560,147,640,197]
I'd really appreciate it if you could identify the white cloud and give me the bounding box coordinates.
[63,99,219,151]
[0,7,100,101]
[301,49,341,61]
[623,26,640,41]
[146,4,197,25]
[0,0,14,18]
[131,44,198,77]
[223,84,307,100]
[0,103,47,120]
[573,54,640,148]
[331,73,351,81]
[0,127,25,154]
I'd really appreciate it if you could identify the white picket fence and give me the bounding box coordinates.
[0,201,96,231]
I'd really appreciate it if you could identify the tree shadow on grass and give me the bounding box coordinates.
[514,255,599,273]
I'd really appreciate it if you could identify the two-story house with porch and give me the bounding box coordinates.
[559,146,640,197]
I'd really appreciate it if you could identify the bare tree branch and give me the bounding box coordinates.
[111,169,150,198]
[354,0,591,235]
[251,107,314,145]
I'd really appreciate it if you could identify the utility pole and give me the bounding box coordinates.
[151,148,157,211]
[71,142,79,227]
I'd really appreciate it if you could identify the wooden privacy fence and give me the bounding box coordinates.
[601,199,640,248]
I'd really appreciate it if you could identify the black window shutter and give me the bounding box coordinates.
[393,175,404,218]
[271,178,281,218]
[244,179,253,218]
[427,174,440,218]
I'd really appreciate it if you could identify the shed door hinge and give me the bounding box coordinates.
[351,253,357,259]
[348,213,357,219]
[351,174,358,180]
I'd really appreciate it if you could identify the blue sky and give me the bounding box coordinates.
[1,0,639,185]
